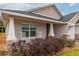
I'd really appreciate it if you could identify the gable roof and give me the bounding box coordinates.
[28,4,62,17]
[60,12,78,22]
[1,4,63,21]
[3,4,77,23]
[27,4,53,12]
[1,4,79,23]
[2,10,66,24]
[2,9,61,21]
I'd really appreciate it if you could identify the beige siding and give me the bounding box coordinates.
[54,24,67,38]
[75,25,79,34]
[33,6,61,19]
[75,25,79,40]
[14,19,46,40]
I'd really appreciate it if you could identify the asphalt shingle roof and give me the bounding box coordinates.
[2,6,79,22]
[4,10,62,21]
[1,4,63,22]
[60,12,78,22]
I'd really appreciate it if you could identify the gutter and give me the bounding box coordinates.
[2,11,67,24]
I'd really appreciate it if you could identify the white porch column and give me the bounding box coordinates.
[48,23,55,36]
[6,17,17,41]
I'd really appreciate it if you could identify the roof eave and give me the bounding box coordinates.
[2,11,66,24]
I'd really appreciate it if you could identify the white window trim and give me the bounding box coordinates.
[20,23,37,40]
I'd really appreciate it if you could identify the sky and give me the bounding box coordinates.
[0,3,79,15]
[56,3,79,15]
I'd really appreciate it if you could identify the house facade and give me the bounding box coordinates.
[1,4,79,42]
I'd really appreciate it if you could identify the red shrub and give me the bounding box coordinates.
[27,38,45,56]
[10,40,27,56]
[9,36,65,56]
[27,36,65,56]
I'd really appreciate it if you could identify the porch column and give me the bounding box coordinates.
[48,23,55,36]
[6,17,17,41]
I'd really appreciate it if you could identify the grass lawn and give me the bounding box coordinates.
[62,48,79,56]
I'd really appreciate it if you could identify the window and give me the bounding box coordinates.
[22,24,36,37]
[0,22,5,32]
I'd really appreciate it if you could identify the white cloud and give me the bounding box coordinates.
[0,3,51,11]
[69,3,76,6]
[2,3,32,10]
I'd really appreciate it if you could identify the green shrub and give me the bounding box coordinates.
[60,36,75,48]
[0,51,9,56]
[66,40,75,48]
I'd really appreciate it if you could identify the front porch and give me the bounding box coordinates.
[0,10,69,51]
[2,13,67,41]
